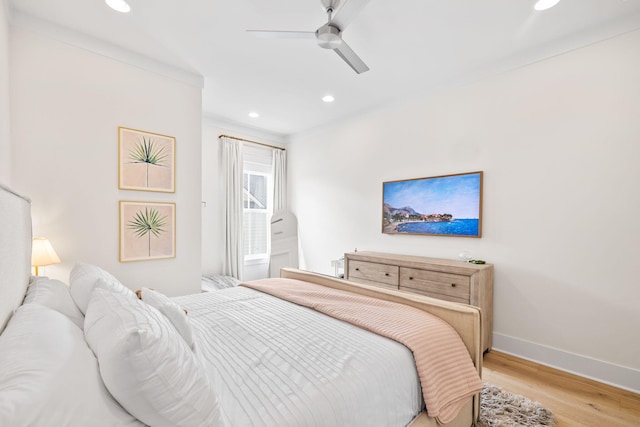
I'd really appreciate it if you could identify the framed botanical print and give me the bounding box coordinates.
[119,201,176,262]
[118,127,175,193]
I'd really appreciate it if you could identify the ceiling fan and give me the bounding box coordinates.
[247,0,372,74]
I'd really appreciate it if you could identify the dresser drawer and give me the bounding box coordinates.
[399,267,470,304]
[345,251,493,352]
[348,260,399,289]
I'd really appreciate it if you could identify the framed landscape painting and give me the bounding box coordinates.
[118,127,175,193]
[382,171,483,238]
[120,201,176,262]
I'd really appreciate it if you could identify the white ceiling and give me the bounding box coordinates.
[7,0,640,137]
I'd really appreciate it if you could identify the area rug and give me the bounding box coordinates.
[478,384,557,427]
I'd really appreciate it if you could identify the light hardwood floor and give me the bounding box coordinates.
[482,351,640,426]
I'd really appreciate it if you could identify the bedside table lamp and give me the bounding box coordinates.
[32,237,61,276]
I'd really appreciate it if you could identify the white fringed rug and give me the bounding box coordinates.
[478,384,557,427]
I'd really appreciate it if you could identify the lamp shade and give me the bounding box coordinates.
[32,238,61,268]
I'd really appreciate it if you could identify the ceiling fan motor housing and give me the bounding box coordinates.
[316,24,342,49]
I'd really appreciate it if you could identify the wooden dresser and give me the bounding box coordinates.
[344,251,493,353]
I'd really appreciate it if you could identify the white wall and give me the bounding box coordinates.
[289,30,640,391]
[0,0,10,184]
[201,118,286,280]
[10,27,203,296]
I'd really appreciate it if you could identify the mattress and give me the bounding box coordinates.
[174,287,423,427]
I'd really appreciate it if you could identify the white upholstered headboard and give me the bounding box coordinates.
[0,184,32,333]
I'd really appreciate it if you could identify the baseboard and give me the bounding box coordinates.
[492,333,640,394]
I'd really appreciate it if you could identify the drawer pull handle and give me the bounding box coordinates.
[385,273,389,276]
[451,283,456,288]
[409,277,413,280]
[355,268,360,271]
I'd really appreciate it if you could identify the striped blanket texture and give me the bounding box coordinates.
[241,278,482,424]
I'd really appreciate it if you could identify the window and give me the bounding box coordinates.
[243,151,273,263]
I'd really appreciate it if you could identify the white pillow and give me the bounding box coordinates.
[140,288,195,350]
[23,276,85,329]
[0,303,142,426]
[84,288,224,427]
[69,263,135,314]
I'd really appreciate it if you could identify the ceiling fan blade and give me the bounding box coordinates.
[333,40,369,74]
[246,30,315,39]
[331,0,372,30]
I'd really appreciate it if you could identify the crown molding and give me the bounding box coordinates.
[9,10,204,88]
[202,113,288,145]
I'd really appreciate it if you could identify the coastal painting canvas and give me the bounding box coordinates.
[383,171,483,237]
[118,127,175,193]
[120,201,176,262]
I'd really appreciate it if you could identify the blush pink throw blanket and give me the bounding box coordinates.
[241,278,482,424]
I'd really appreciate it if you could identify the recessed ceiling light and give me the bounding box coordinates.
[105,0,131,13]
[534,0,561,11]
[322,95,335,103]
[248,112,260,118]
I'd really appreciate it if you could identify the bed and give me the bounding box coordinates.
[201,273,240,292]
[0,183,482,427]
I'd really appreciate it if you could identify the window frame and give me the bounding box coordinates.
[242,159,273,265]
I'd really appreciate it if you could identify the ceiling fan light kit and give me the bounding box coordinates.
[316,25,342,49]
[247,0,371,74]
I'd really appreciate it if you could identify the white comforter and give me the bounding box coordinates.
[174,287,423,427]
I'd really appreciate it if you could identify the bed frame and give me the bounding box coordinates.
[0,184,32,334]
[0,183,480,426]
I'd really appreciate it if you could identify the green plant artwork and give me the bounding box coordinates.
[128,137,168,187]
[127,207,167,257]
[119,127,175,193]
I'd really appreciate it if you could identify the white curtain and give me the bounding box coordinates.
[221,137,244,280]
[269,148,299,277]
[272,148,287,213]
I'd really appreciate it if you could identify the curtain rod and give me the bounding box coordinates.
[218,134,285,151]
